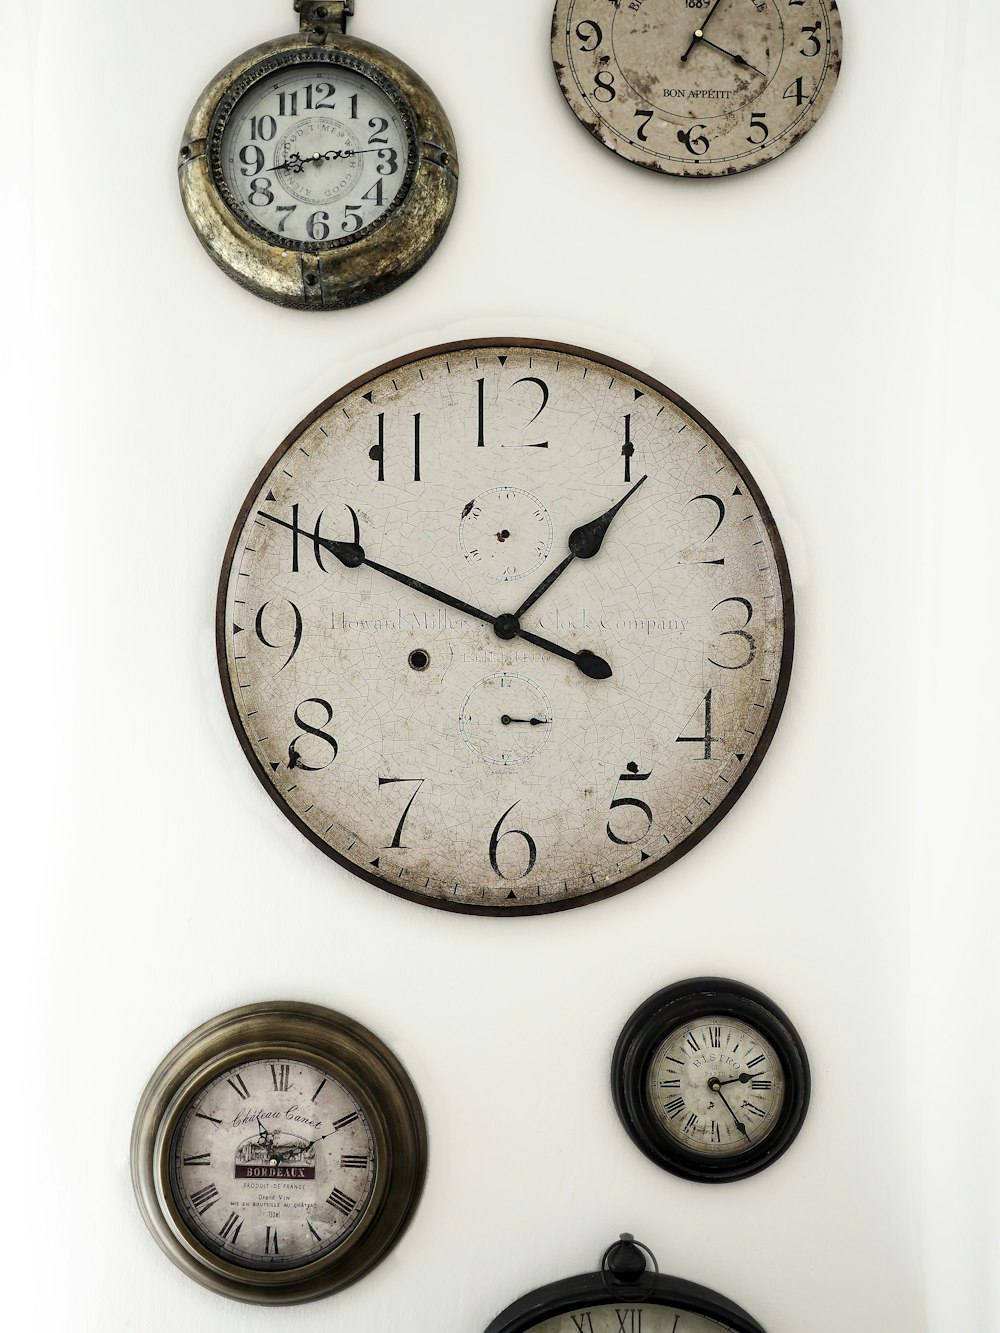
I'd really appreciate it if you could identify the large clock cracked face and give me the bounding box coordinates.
[218,340,793,914]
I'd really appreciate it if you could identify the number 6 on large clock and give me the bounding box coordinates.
[218,340,794,914]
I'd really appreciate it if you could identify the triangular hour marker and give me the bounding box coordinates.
[506,890,517,899]
[634,389,645,400]
[370,857,380,869]
[640,851,651,861]
[265,490,276,502]
[736,753,746,763]
[362,391,374,403]
[732,486,743,496]
[498,355,508,367]
[233,623,243,635]
[269,762,280,772]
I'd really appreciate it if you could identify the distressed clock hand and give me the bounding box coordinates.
[274,147,387,173]
[512,475,648,620]
[708,1078,751,1141]
[500,715,550,726]
[713,1072,754,1088]
[680,0,726,62]
[256,509,612,679]
[696,37,767,77]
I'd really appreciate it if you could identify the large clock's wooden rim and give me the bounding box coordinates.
[216,338,795,916]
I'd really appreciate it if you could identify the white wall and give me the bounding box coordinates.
[9,0,997,1329]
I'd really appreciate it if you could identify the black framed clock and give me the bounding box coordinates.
[485,1233,766,1333]
[612,978,810,1183]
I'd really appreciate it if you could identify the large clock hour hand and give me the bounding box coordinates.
[256,510,612,679]
[512,474,648,620]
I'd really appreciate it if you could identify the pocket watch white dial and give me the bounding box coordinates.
[179,2,458,309]
[612,979,810,1182]
[131,1003,426,1304]
[218,340,793,915]
[551,0,843,177]
[485,1235,767,1333]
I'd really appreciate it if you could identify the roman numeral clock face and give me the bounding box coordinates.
[218,341,793,914]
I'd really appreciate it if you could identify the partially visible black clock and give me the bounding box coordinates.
[612,979,810,1184]
[485,1234,766,1333]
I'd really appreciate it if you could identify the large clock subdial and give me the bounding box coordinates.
[552,0,843,176]
[218,341,793,914]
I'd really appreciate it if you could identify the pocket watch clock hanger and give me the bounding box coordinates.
[178,1,458,309]
[485,1233,767,1333]
[612,978,810,1183]
[130,1002,427,1304]
[218,339,794,915]
[551,0,843,177]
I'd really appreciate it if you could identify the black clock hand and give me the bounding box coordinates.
[696,37,767,77]
[713,1072,754,1088]
[708,1078,751,1141]
[274,147,387,172]
[500,715,550,726]
[512,475,648,620]
[681,0,726,62]
[256,511,612,679]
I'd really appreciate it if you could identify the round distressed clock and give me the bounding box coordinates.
[612,978,810,1182]
[551,0,843,177]
[179,1,458,308]
[218,339,793,915]
[130,1002,426,1304]
[485,1233,766,1333]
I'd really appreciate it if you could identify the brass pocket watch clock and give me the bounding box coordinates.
[551,0,843,177]
[217,339,793,914]
[179,2,458,308]
[612,978,810,1183]
[485,1233,767,1333]
[130,1002,426,1304]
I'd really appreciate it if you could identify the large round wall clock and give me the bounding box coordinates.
[178,1,458,308]
[130,1002,426,1304]
[485,1233,766,1333]
[551,0,843,177]
[217,339,793,915]
[612,978,810,1182]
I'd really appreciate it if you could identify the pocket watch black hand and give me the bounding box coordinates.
[708,1078,751,1141]
[680,0,726,62]
[256,510,612,679]
[512,475,648,620]
[696,37,767,78]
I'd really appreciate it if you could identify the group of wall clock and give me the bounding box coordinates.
[131,0,846,1323]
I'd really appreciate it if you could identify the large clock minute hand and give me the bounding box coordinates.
[681,0,726,62]
[512,474,648,620]
[255,511,612,680]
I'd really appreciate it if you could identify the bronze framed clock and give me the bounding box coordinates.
[217,339,794,914]
[179,1,458,308]
[130,1002,426,1304]
[485,1234,767,1333]
[551,0,843,176]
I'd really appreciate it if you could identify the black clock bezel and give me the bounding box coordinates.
[485,1235,766,1333]
[611,978,810,1184]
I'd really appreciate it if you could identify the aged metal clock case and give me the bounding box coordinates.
[217,339,793,914]
[130,1001,426,1304]
[551,0,843,177]
[179,1,458,308]
[485,1233,767,1333]
[612,978,810,1183]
